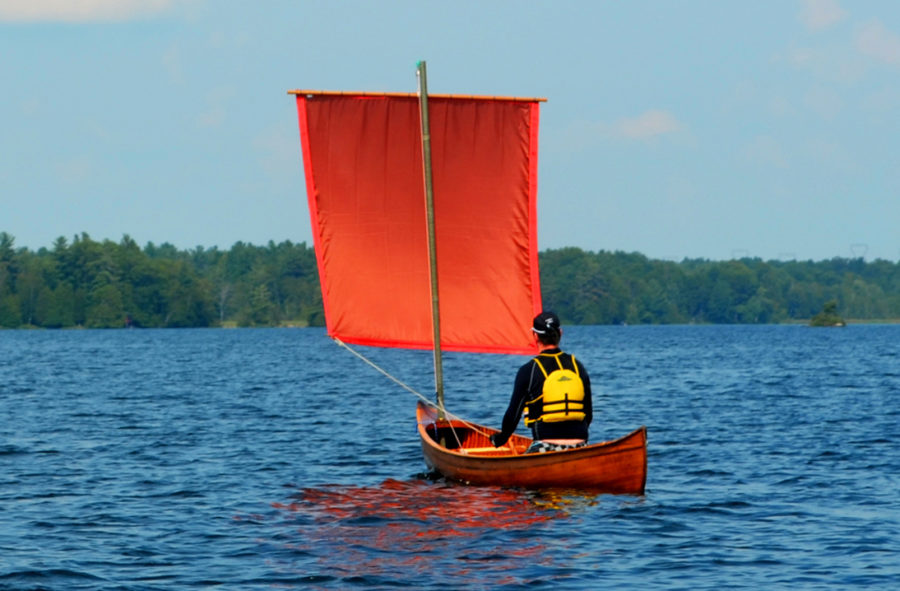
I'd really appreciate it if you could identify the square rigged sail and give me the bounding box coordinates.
[294,91,543,355]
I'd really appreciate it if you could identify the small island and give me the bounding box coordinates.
[810,300,846,327]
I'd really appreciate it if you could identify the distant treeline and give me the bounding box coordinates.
[1,232,898,329]
[541,247,900,324]
[0,232,322,329]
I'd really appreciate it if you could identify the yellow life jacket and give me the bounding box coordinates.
[524,353,586,426]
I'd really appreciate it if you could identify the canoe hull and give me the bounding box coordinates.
[417,401,647,494]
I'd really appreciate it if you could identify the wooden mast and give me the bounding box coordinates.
[416,60,445,417]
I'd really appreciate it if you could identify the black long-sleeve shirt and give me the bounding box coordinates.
[493,347,592,446]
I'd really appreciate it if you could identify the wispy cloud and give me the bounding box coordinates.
[253,126,301,180]
[615,110,683,139]
[195,87,234,129]
[804,87,843,120]
[799,0,846,31]
[744,135,789,169]
[162,43,184,84]
[197,108,224,129]
[0,0,176,23]
[55,155,94,185]
[551,110,684,152]
[781,46,865,84]
[857,21,900,65]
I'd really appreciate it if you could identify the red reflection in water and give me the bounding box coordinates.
[267,479,592,586]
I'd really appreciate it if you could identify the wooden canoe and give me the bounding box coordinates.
[416,401,647,494]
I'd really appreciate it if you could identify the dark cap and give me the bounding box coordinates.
[532,311,561,335]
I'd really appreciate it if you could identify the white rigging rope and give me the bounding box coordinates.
[332,337,492,440]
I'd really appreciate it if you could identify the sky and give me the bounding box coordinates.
[2,0,899,262]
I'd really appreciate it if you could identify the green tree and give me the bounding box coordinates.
[37,284,76,328]
[87,283,126,328]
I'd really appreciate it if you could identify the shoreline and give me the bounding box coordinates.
[4,319,900,331]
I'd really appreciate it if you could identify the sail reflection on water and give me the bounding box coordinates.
[266,479,605,586]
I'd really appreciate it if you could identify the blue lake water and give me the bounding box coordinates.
[1,325,898,589]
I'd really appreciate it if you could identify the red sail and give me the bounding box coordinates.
[295,93,542,355]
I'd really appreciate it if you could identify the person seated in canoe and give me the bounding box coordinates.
[490,311,593,454]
